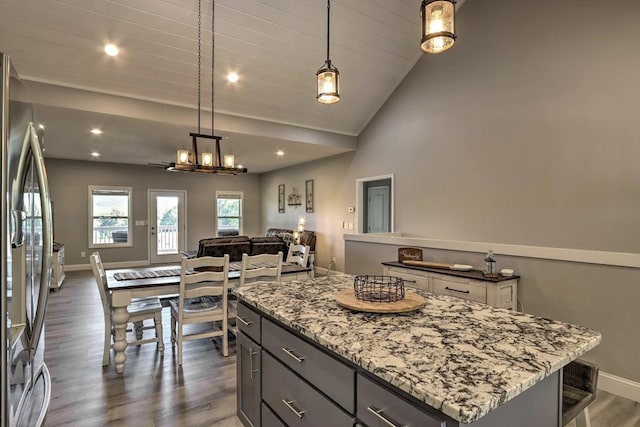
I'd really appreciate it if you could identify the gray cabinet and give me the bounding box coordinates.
[357,374,447,427]
[237,302,261,342]
[262,352,355,427]
[262,403,286,427]
[237,304,263,427]
[262,318,355,413]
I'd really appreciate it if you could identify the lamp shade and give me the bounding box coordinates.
[224,154,235,168]
[177,150,190,165]
[201,152,214,167]
[420,0,456,54]
[316,62,340,104]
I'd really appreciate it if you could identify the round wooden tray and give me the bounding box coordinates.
[335,289,425,313]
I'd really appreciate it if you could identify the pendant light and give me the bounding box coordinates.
[167,0,247,175]
[420,0,456,54]
[316,0,340,104]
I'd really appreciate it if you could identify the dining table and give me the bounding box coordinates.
[106,262,312,373]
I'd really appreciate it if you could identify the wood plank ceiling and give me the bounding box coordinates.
[0,0,433,170]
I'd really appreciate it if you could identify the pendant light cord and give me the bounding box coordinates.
[197,0,202,133]
[211,0,215,136]
[196,0,215,136]
[326,0,331,63]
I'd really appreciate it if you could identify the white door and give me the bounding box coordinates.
[149,190,186,264]
[367,186,390,233]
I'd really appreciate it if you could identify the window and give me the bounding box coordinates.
[89,186,133,247]
[216,191,243,237]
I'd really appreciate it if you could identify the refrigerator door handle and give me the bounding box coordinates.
[10,209,26,248]
[28,123,52,353]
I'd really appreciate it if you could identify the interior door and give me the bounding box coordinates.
[149,190,186,264]
[367,186,390,233]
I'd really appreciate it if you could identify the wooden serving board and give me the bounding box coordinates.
[402,260,454,269]
[335,289,426,313]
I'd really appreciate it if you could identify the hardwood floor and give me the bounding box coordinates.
[44,270,640,426]
[44,270,242,427]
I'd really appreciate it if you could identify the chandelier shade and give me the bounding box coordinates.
[316,0,340,104]
[420,0,456,54]
[166,0,247,175]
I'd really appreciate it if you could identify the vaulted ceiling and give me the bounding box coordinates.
[0,0,464,172]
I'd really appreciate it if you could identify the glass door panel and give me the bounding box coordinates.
[149,190,186,264]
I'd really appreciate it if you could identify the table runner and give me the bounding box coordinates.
[113,261,282,281]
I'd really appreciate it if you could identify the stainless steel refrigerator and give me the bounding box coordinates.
[1,53,52,427]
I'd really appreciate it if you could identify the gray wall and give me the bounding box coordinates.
[261,153,355,271]
[46,158,262,265]
[262,0,640,382]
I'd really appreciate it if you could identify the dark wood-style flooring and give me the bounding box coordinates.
[44,271,640,426]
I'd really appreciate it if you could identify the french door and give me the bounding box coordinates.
[148,190,186,264]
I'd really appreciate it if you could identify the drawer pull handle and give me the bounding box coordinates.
[237,316,253,326]
[281,347,305,363]
[445,286,470,294]
[282,399,306,418]
[249,348,258,379]
[367,406,405,427]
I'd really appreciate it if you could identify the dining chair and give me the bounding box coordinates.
[228,252,284,337]
[286,243,310,268]
[239,251,283,286]
[90,252,164,367]
[170,254,230,365]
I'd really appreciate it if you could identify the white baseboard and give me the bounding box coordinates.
[599,371,640,403]
[65,260,151,272]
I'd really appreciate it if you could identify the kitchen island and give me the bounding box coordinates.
[235,275,601,426]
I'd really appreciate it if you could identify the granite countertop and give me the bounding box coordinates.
[235,275,601,424]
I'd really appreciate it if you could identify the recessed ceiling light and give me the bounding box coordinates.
[104,44,119,56]
[91,152,100,157]
[276,150,284,156]
[227,72,239,83]
[90,128,103,135]
[237,164,243,169]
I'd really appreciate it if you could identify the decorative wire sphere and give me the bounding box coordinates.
[353,275,406,303]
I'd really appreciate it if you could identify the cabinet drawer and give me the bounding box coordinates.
[237,303,262,343]
[262,318,355,413]
[432,277,486,303]
[357,374,446,427]
[385,266,430,291]
[262,403,286,427]
[262,352,355,427]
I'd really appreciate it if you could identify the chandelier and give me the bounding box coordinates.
[166,0,247,175]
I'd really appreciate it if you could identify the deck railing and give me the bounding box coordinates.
[93,225,178,253]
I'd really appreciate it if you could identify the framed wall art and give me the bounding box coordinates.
[305,179,314,213]
[278,184,285,213]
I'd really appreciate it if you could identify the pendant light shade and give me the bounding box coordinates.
[316,62,340,104]
[316,0,340,104]
[177,150,190,165]
[420,0,456,54]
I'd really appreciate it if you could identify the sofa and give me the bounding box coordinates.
[265,228,316,252]
[195,229,316,263]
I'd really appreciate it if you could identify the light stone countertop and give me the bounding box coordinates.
[235,275,601,424]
